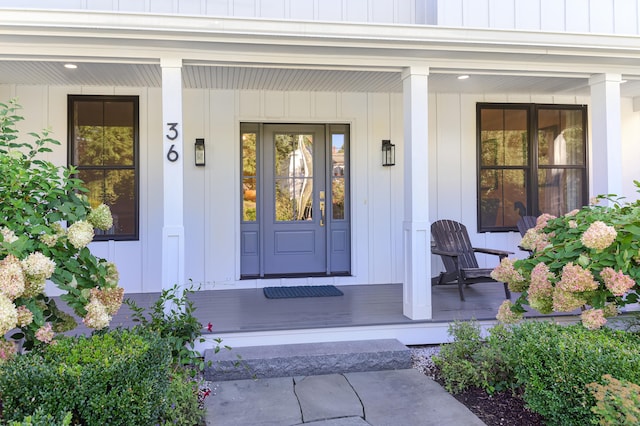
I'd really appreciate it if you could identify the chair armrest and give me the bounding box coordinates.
[432,248,460,258]
[473,247,513,257]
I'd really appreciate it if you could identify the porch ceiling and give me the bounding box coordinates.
[3,60,640,97]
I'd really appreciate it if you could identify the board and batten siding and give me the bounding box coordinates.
[0,84,407,293]
[437,0,640,35]
[183,90,406,290]
[3,0,639,34]
[2,83,640,294]
[0,0,428,24]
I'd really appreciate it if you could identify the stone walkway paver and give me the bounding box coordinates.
[206,369,486,426]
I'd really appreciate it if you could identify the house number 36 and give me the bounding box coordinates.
[166,122,179,162]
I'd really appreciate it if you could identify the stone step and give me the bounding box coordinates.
[204,339,412,381]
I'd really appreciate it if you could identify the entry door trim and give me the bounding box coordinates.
[239,122,351,278]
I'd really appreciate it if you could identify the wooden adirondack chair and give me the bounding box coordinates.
[516,215,537,254]
[517,215,537,237]
[431,219,512,301]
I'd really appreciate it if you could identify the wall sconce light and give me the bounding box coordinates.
[195,138,205,166]
[382,139,395,166]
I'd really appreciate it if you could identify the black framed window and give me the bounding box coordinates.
[477,103,588,232]
[68,95,139,240]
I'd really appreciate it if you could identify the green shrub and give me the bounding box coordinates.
[8,409,72,426]
[433,321,483,393]
[126,283,211,371]
[0,329,172,425]
[160,368,205,426]
[502,321,640,426]
[434,321,516,395]
[588,374,640,426]
[476,324,516,394]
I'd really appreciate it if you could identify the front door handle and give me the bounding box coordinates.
[319,201,325,227]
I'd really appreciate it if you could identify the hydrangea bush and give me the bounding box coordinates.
[492,184,640,329]
[0,99,123,354]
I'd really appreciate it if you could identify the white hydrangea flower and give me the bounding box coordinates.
[0,227,18,244]
[0,255,25,300]
[21,252,56,281]
[82,298,110,330]
[22,277,46,298]
[87,204,113,231]
[0,293,18,336]
[67,220,94,249]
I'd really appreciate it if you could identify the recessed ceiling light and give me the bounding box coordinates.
[64,63,78,69]
[457,75,470,80]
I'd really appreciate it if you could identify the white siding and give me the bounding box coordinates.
[436,0,640,34]
[3,82,639,294]
[3,0,638,34]
[621,98,640,202]
[0,0,424,24]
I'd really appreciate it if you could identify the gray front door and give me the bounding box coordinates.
[240,123,350,277]
[262,125,326,274]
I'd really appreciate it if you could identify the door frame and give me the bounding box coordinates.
[239,122,351,278]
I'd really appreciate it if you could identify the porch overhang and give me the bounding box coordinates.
[1,8,640,99]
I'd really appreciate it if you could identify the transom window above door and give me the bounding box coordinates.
[477,103,588,232]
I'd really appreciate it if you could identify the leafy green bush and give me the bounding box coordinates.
[433,321,483,393]
[0,98,123,351]
[588,374,640,426]
[126,283,205,368]
[502,321,640,426]
[126,283,227,372]
[160,368,206,426]
[0,329,172,425]
[8,409,72,426]
[434,321,515,394]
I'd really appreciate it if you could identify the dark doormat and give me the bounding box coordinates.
[263,285,344,299]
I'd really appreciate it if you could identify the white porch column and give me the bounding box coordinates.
[402,66,431,320]
[161,58,185,291]
[589,73,623,197]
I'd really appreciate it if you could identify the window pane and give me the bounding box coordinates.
[274,177,313,222]
[480,108,527,166]
[74,101,104,166]
[275,179,294,221]
[332,133,346,220]
[274,134,295,177]
[242,132,257,178]
[332,178,345,220]
[74,101,135,167]
[242,178,257,222]
[78,169,136,236]
[102,125,134,166]
[538,108,585,166]
[538,169,585,216]
[479,169,527,228]
[274,133,314,222]
[242,131,257,222]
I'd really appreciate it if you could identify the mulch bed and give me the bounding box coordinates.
[433,372,546,426]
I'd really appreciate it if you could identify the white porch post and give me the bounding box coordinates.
[589,73,623,197]
[402,66,431,320]
[161,58,185,292]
